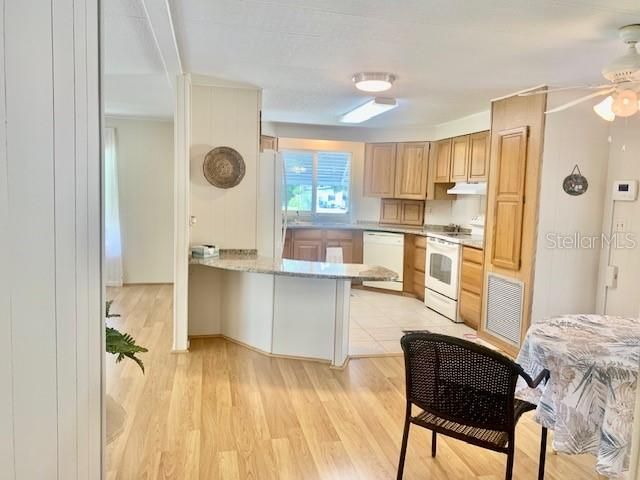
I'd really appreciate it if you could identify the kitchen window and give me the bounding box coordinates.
[282,149,351,217]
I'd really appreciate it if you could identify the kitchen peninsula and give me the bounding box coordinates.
[188,250,397,367]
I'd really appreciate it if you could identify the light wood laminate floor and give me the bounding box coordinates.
[106,284,598,480]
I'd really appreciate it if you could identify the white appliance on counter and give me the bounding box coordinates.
[363,231,404,291]
[425,236,461,322]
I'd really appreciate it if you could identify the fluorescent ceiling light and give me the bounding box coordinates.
[340,98,398,123]
[352,72,396,92]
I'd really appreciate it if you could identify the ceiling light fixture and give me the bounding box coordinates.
[593,90,640,121]
[352,72,396,92]
[593,96,616,121]
[339,97,398,123]
[612,89,639,117]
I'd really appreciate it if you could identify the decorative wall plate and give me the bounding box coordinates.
[203,146,246,188]
[563,164,588,196]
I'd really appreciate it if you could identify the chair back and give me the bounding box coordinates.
[400,332,521,432]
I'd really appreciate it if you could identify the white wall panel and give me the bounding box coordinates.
[0,0,102,478]
[104,117,175,284]
[532,93,609,322]
[189,84,260,248]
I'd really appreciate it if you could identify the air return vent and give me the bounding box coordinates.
[485,273,524,345]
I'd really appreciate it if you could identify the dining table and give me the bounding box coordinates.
[516,314,640,479]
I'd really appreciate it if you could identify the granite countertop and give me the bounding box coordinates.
[287,221,485,250]
[190,250,399,281]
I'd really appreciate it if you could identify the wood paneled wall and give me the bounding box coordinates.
[480,89,547,355]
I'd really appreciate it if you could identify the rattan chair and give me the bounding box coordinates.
[397,332,549,480]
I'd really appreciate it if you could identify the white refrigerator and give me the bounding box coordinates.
[256,149,287,258]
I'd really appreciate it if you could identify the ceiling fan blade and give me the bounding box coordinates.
[519,84,612,96]
[545,88,615,114]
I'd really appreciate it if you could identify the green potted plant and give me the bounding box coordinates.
[106,300,148,372]
[105,300,148,443]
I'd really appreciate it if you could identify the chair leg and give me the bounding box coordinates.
[431,431,437,457]
[538,427,548,480]
[505,445,515,480]
[397,419,411,480]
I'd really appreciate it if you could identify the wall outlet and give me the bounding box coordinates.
[614,218,627,232]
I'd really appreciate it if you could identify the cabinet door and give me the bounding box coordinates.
[364,143,397,197]
[282,230,293,258]
[433,139,452,183]
[459,290,481,329]
[460,260,483,295]
[400,200,424,226]
[491,127,528,271]
[468,131,490,181]
[379,199,402,224]
[326,240,354,263]
[293,240,323,261]
[450,135,470,182]
[394,142,428,199]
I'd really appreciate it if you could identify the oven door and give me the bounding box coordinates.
[425,237,460,300]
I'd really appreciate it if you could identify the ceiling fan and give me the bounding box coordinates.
[521,24,640,121]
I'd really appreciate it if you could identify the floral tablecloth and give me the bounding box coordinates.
[516,314,640,479]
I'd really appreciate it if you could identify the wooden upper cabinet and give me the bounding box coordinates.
[364,143,397,197]
[433,139,452,183]
[450,135,470,182]
[491,126,529,271]
[379,199,402,224]
[394,142,429,199]
[468,131,490,181]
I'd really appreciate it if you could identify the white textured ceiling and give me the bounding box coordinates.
[103,0,173,118]
[168,0,640,127]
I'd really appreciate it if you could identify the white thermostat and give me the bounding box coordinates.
[612,180,638,201]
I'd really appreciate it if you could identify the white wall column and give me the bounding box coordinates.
[0,0,102,478]
[173,74,192,352]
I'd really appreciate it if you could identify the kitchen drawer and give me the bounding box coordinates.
[462,246,483,264]
[293,229,323,240]
[459,289,481,329]
[414,236,427,249]
[325,229,354,240]
[460,260,483,295]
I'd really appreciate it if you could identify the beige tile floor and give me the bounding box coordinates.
[349,288,488,356]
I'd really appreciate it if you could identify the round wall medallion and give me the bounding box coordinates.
[203,146,246,188]
[562,164,588,196]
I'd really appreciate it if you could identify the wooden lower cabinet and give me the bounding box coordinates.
[284,228,363,263]
[458,246,484,329]
[293,240,323,261]
[403,234,426,300]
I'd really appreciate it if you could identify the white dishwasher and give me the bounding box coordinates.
[362,231,404,291]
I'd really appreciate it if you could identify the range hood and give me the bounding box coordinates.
[447,182,487,195]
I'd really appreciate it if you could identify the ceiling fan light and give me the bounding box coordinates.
[593,96,615,121]
[352,73,396,92]
[612,90,639,117]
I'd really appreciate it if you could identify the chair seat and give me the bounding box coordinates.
[413,399,536,450]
